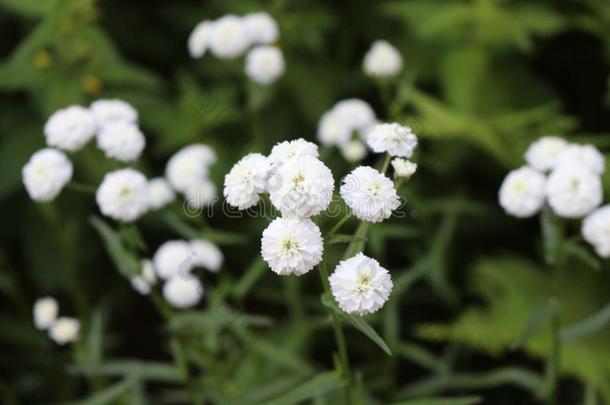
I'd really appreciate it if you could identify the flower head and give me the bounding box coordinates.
[44,105,96,151]
[498,166,546,218]
[329,253,393,315]
[163,275,203,308]
[188,20,214,58]
[22,148,73,202]
[524,136,567,172]
[185,179,217,209]
[340,140,367,163]
[367,123,417,157]
[96,168,149,222]
[546,165,602,218]
[555,144,605,175]
[131,259,158,295]
[268,138,319,167]
[90,99,138,128]
[243,12,279,45]
[49,317,80,345]
[153,240,194,280]
[268,156,334,217]
[245,46,285,85]
[96,122,145,162]
[224,153,271,210]
[190,239,223,272]
[208,15,249,59]
[582,206,610,258]
[392,158,417,179]
[261,218,323,276]
[333,99,377,132]
[33,297,58,330]
[317,111,352,146]
[363,40,402,78]
[166,144,216,193]
[147,178,175,210]
[340,166,400,223]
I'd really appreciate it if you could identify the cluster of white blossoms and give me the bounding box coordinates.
[363,40,403,78]
[188,12,285,85]
[134,238,224,308]
[225,128,418,315]
[33,297,80,345]
[499,136,604,219]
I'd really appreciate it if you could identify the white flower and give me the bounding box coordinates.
[33,297,58,330]
[367,123,417,157]
[147,178,175,210]
[363,40,402,78]
[185,179,217,209]
[49,317,80,345]
[329,253,393,316]
[163,275,203,308]
[208,15,249,59]
[96,122,145,162]
[268,156,334,217]
[582,206,610,258]
[243,12,279,45]
[245,46,285,85]
[268,138,319,167]
[498,166,546,218]
[44,105,96,151]
[555,144,605,175]
[166,144,216,193]
[153,240,194,280]
[22,148,73,202]
[261,218,323,276]
[317,111,351,146]
[340,166,400,223]
[190,240,223,272]
[90,99,138,128]
[333,99,377,131]
[224,153,271,210]
[188,20,214,58]
[546,165,602,218]
[130,259,158,295]
[392,158,417,179]
[340,140,367,162]
[524,136,567,172]
[96,168,149,222]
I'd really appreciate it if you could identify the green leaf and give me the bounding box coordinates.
[322,294,392,355]
[390,396,481,405]
[561,302,610,345]
[68,378,133,405]
[69,361,183,382]
[325,234,367,245]
[266,372,345,405]
[511,301,555,350]
[89,216,139,277]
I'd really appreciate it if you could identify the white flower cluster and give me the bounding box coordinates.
[188,12,284,85]
[135,239,224,308]
[33,297,80,345]
[499,136,604,219]
[363,40,403,78]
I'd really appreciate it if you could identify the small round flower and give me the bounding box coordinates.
[261,218,323,276]
[33,297,58,330]
[317,111,351,146]
[184,179,217,211]
[243,12,279,45]
[245,46,285,85]
[147,178,175,210]
[188,20,214,58]
[153,240,194,280]
[208,15,249,59]
[329,253,393,316]
[96,168,149,222]
[131,259,158,295]
[363,40,402,78]
[22,148,73,202]
[44,105,96,151]
[582,206,610,258]
[267,138,319,167]
[555,144,605,175]
[340,140,367,162]
[333,99,377,131]
[163,275,203,308]
[49,317,80,345]
[340,166,400,223]
[498,166,546,218]
[224,153,271,210]
[524,136,567,172]
[268,156,334,217]
[90,99,138,128]
[367,123,417,157]
[546,165,602,218]
[392,158,417,179]
[190,240,223,272]
[96,122,146,162]
[166,144,217,193]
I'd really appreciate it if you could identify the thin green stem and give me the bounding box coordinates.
[380,154,392,174]
[327,214,352,239]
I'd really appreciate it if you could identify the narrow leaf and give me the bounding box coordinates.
[266,372,345,405]
[560,302,610,344]
[390,396,481,405]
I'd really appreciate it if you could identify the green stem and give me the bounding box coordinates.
[343,221,370,260]
[380,154,392,174]
[327,214,352,239]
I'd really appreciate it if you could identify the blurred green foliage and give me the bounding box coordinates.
[1,0,610,404]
